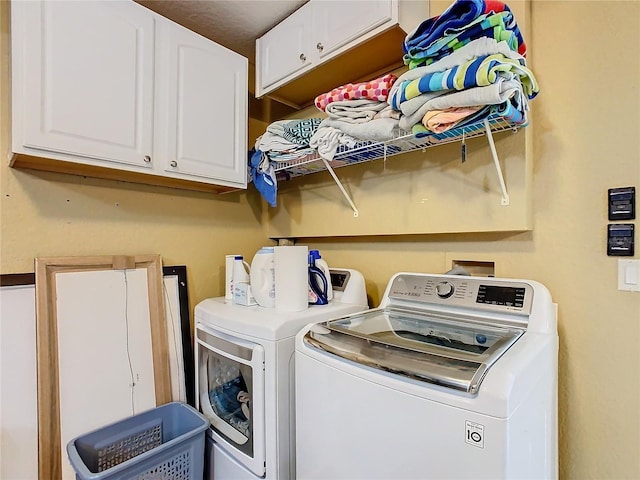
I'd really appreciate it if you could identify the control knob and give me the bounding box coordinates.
[435,281,455,298]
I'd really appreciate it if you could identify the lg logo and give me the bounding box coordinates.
[465,420,485,449]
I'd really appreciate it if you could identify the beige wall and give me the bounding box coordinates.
[2,2,640,480]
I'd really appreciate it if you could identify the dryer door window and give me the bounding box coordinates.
[196,325,265,477]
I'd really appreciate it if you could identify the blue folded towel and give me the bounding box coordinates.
[249,149,277,207]
[403,0,526,68]
[404,0,486,54]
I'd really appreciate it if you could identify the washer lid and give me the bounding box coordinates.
[303,307,523,394]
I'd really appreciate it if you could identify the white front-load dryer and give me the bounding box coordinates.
[195,268,368,480]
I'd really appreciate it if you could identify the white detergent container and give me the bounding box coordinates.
[232,256,255,306]
[231,256,250,294]
[250,247,275,308]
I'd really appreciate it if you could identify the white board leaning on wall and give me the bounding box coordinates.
[0,262,192,480]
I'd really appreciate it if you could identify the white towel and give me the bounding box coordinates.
[325,99,387,124]
[320,117,398,142]
[309,126,358,161]
[265,120,289,137]
[257,131,301,152]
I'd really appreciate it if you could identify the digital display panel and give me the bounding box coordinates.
[476,285,525,308]
[330,271,349,291]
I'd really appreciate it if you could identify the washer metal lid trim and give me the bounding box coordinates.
[303,308,523,394]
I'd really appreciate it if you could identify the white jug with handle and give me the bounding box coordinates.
[250,247,275,308]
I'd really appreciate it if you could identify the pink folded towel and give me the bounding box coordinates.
[314,73,398,112]
[422,106,483,133]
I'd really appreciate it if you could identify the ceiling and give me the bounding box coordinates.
[137,0,309,64]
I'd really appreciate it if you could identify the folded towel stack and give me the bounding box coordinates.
[403,0,526,69]
[310,74,400,161]
[391,0,537,133]
[248,0,539,206]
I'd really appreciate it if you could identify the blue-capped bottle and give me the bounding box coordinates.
[308,250,330,305]
[311,250,333,301]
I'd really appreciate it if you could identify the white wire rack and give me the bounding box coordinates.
[272,114,523,216]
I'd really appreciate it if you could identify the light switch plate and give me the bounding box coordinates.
[618,259,640,292]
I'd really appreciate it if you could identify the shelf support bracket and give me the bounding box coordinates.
[320,158,359,217]
[483,118,510,206]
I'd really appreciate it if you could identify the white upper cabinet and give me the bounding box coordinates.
[154,17,247,186]
[258,4,312,90]
[255,0,428,108]
[11,0,248,192]
[12,1,155,168]
[313,1,394,60]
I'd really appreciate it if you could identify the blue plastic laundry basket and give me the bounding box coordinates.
[67,402,209,480]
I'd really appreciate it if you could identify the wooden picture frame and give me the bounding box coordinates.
[34,255,171,480]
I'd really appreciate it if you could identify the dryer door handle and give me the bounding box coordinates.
[197,326,255,361]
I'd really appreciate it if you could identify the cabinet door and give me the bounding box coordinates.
[12,1,154,168]
[155,18,248,187]
[313,0,395,60]
[256,3,311,93]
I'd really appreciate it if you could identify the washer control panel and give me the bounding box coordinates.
[476,284,526,308]
[435,281,455,298]
[388,274,533,315]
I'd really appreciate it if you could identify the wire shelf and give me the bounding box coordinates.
[272,114,522,179]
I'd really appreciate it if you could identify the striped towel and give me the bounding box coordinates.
[394,53,538,107]
[495,99,525,125]
[389,38,523,110]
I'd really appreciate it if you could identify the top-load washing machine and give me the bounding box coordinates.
[295,272,558,479]
[194,268,368,480]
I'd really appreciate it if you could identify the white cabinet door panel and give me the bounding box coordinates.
[15,1,154,167]
[157,20,247,186]
[255,0,400,100]
[257,4,311,90]
[313,0,395,59]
